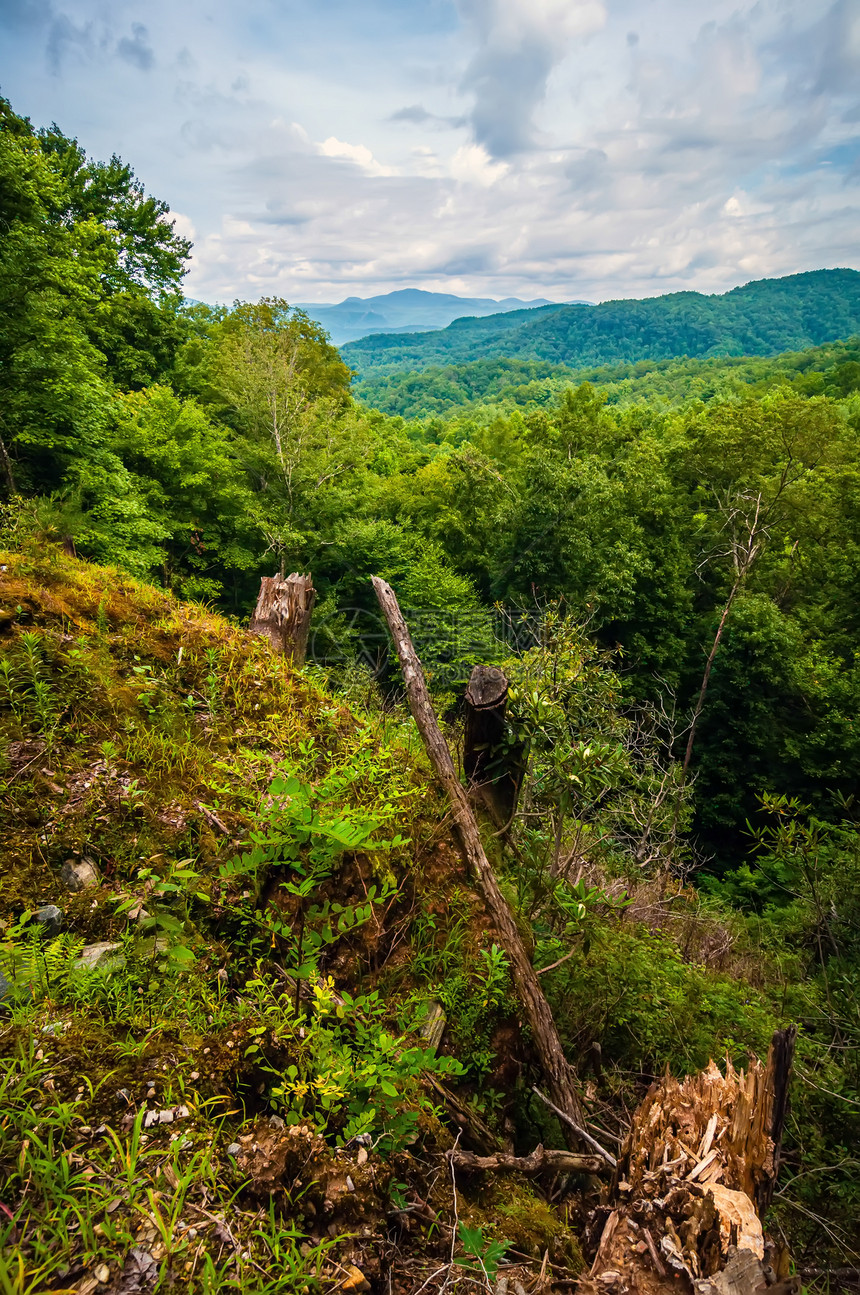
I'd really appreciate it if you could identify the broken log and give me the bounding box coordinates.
[249,573,316,665]
[463,664,524,828]
[531,1086,617,1168]
[371,576,586,1141]
[450,1145,605,1177]
[578,1028,797,1295]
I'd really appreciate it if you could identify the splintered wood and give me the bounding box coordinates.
[579,1029,796,1295]
[249,573,316,665]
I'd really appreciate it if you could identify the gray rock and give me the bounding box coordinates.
[61,857,100,892]
[73,941,125,974]
[35,904,64,936]
[227,1142,241,1156]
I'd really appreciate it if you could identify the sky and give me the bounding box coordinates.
[1,0,859,305]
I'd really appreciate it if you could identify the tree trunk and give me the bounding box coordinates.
[464,664,524,829]
[579,1028,797,1295]
[0,427,16,496]
[249,573,316,665]
[371,576,586,1139]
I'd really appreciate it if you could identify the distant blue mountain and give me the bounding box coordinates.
[295,288,586,345]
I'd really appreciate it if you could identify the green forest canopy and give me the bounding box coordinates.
[4,93,860,868]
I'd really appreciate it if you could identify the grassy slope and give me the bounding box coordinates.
[1,547,845,1290]
[342,269,860,379]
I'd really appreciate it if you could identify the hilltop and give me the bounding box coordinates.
[295,288,565,346]
[342,268,860,376]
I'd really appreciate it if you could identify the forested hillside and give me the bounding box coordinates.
[342,269,860,377]
[3,96,860,1292]
[353,337,860,419]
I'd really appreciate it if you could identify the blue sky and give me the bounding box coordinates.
[1,0,858,304]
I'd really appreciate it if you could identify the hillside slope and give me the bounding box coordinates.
[351,336,860,418]
[1,547,854,1289]
[342,269,860,377]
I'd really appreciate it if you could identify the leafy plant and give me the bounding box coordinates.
[454,1222,511,1282]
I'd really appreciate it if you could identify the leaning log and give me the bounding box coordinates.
[579,1028,797,1295]
[249,573,316,665]
[371,576,586,1140]
[463,664,524,828]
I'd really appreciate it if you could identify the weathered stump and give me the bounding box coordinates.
[579,1028,798,1295]
[249,573,316,665]
[463,664,524,828]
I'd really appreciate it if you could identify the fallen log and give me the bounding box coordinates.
[372,576,586,1140]
[249,573,316,664]
[531,1086,618,1168]
[578,1028,797,1295]
[421,1072,503,1155]
[450,1145,605,1176]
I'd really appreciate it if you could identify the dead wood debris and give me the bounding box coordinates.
[578,1029,796,1295]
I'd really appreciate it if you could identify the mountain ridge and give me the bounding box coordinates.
[341,268,860,376]
[294,286,583,344]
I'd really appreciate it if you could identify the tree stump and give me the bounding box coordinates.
[579,1028,797,1295]
[464,664,524,828]
[249,574,316,665]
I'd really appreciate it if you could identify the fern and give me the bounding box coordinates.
[0,927,85,1002]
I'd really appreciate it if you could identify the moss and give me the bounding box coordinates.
[463,1177,585,1268]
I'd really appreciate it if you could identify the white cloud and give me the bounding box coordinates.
[449,143,508,187]
[318,136,397,177]
[0,0,856,306]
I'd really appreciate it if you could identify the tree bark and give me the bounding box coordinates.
[371,576,586,1138]
[249,573,316,665]
[464,664,524,829]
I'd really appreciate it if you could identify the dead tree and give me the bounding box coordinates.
[249,573,316,665]
[463,664,524,828]
[580,1028,797,1295]
[372,575,586,1138]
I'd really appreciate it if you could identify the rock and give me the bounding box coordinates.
[73,942,125,974]
[227,1143,241,1156]
[341,1266,370,1293]
[115,1246,158,1295]
[95,1263,110,1283]
[35,904,64,936]
[61,857,100,892]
